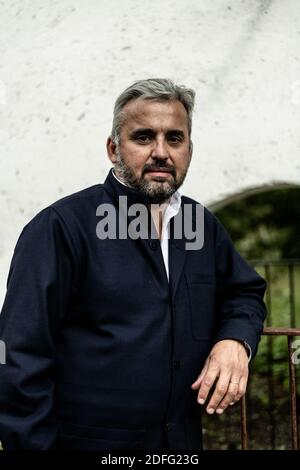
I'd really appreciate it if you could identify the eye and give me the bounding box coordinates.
[136,134,152,144]
[168,134,183,144]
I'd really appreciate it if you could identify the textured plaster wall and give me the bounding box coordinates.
[1,0,300,306]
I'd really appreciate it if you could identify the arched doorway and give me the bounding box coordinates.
[203,186,300,450]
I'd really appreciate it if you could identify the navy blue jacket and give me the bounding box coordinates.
[0,169,266,450]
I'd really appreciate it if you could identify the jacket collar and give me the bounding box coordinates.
[104,168,158,206]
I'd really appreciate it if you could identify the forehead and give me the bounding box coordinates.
[121,98,189,133]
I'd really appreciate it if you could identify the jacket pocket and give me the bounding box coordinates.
[186,273,216,341]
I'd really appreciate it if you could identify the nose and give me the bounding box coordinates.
[151,137,169,160]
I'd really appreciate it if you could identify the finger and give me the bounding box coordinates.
[235,375,248,401]
[215,381,240,414]
[205,372,230,414]
[226,375,249,408]
[191,360,209,389]
[197,364,221,406]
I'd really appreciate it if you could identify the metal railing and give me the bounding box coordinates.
[202,259,300,449]
[250,259,300,328]
[241,327,300,450]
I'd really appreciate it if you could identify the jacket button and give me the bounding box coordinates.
[149,240,159,250]
[166,422,173,432]
[174,360,183,370]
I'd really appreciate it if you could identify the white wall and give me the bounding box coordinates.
[1,0,300,306]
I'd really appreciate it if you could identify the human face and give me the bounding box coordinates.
[107,98,192,203]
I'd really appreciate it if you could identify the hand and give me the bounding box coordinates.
[191,339,249,415]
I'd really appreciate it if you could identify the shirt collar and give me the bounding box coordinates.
[111,167,181,213]
[112,168,130,187]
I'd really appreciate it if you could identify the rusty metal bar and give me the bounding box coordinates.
[288,336,298,450]
[263,327,300,336]
[264,265,272,327]
[240,395,248,450]
[240,327,300,450]
[264,265,275,448]
[288,264,296,328]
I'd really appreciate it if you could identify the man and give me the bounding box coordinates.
[0,78,266,450]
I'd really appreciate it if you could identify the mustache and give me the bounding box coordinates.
[142,163,176,176]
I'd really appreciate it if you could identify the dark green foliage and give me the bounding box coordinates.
[215,188,300,259]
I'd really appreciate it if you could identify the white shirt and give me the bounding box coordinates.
[112,170,181,281]
[150,191,181,281]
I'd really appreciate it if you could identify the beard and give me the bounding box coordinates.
[114,148,191,204]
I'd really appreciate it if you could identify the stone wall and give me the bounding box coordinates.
[1,0,300,306]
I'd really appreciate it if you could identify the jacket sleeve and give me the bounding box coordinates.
[0,207,78,449]
[212,215,267,358]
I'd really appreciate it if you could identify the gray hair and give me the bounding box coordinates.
[111,78,195,145]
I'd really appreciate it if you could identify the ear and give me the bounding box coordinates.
[106,136,118,164]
